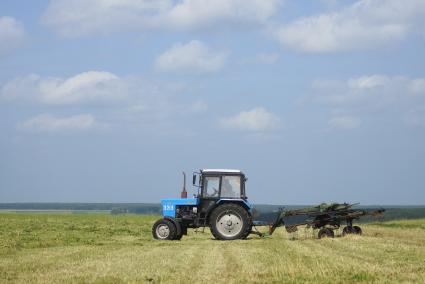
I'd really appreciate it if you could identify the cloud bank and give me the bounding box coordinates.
[42,0,281,38]
[220,107,280,131]
[18,114,102,132]
[275,0,425,52]
[328,116,361,130]
[0,16,26,56]
[312,74,425,128]
[155,40,227,74]
[1,71,126,105]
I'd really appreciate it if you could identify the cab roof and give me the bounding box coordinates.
[201,169,244,174]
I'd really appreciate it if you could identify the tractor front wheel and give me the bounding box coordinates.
[209,203,251,240]
[152,219,176,240]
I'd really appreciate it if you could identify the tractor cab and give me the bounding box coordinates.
[193,169,247,200]
[193,169,250,220]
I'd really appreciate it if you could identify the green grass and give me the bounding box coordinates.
[1,213,425,283]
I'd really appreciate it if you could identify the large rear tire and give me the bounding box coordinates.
[152,219,176,240]
[209,203,251,240]
[241,224,252,239]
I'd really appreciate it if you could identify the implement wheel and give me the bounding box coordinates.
[152,219,176,240]
[353,226,362,235]
[318,228,334,239]
[210,203,251,240]
[342,226,355,236]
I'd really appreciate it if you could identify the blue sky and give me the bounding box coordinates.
[1,0,425,205]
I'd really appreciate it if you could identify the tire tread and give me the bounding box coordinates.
[152,219,177,240]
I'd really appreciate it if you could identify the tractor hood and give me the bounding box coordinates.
[161,198,199,217]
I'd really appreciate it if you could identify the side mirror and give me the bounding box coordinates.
[192,174,196,185]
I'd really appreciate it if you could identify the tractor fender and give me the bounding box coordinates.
[163,216,182,237]
[216,199,252,213]
[204,199,252,225]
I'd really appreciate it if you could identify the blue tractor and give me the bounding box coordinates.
[152,169,253,240]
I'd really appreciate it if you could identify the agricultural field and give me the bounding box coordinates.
[1,213,425,283]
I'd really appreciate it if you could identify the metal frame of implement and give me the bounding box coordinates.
[252,203,385,237]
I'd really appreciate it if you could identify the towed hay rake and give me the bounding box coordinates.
[254,203,385,238]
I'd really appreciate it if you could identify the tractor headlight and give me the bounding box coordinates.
[192,207,197,213]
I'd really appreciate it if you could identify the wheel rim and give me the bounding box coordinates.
[156,224,170,239]
[216,211,243,238]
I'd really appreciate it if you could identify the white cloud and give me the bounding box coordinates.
[312,74,425,128]
[275,0,425,52]
[1,71,126,105]
[313,75,425,108]
[18,114,102,132]
[319,0,342,8]
[1,70,213,132]
[403,107,425,127]
[190,100,208,113]
[255,52,279,64]
[347,75,390,90]
[239,52,280,65]
[42,0,281,38]
[41,0,171,38]
[162,0,280,31]
[155,40,227,74]
[409,79,425,96]
[328,116,361,129]
[0,16,26,56]
[220,107,280,131]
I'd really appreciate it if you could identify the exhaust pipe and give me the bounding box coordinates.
[181,171,187,198]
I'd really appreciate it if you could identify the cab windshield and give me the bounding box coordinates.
[202,175,242,198]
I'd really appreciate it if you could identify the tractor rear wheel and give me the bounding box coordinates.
[241,224,252,239]
[209,203,251,240]
[318,228,334,239]
[152,219,176,240]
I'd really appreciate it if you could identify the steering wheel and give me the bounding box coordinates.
[211,187,218,197]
